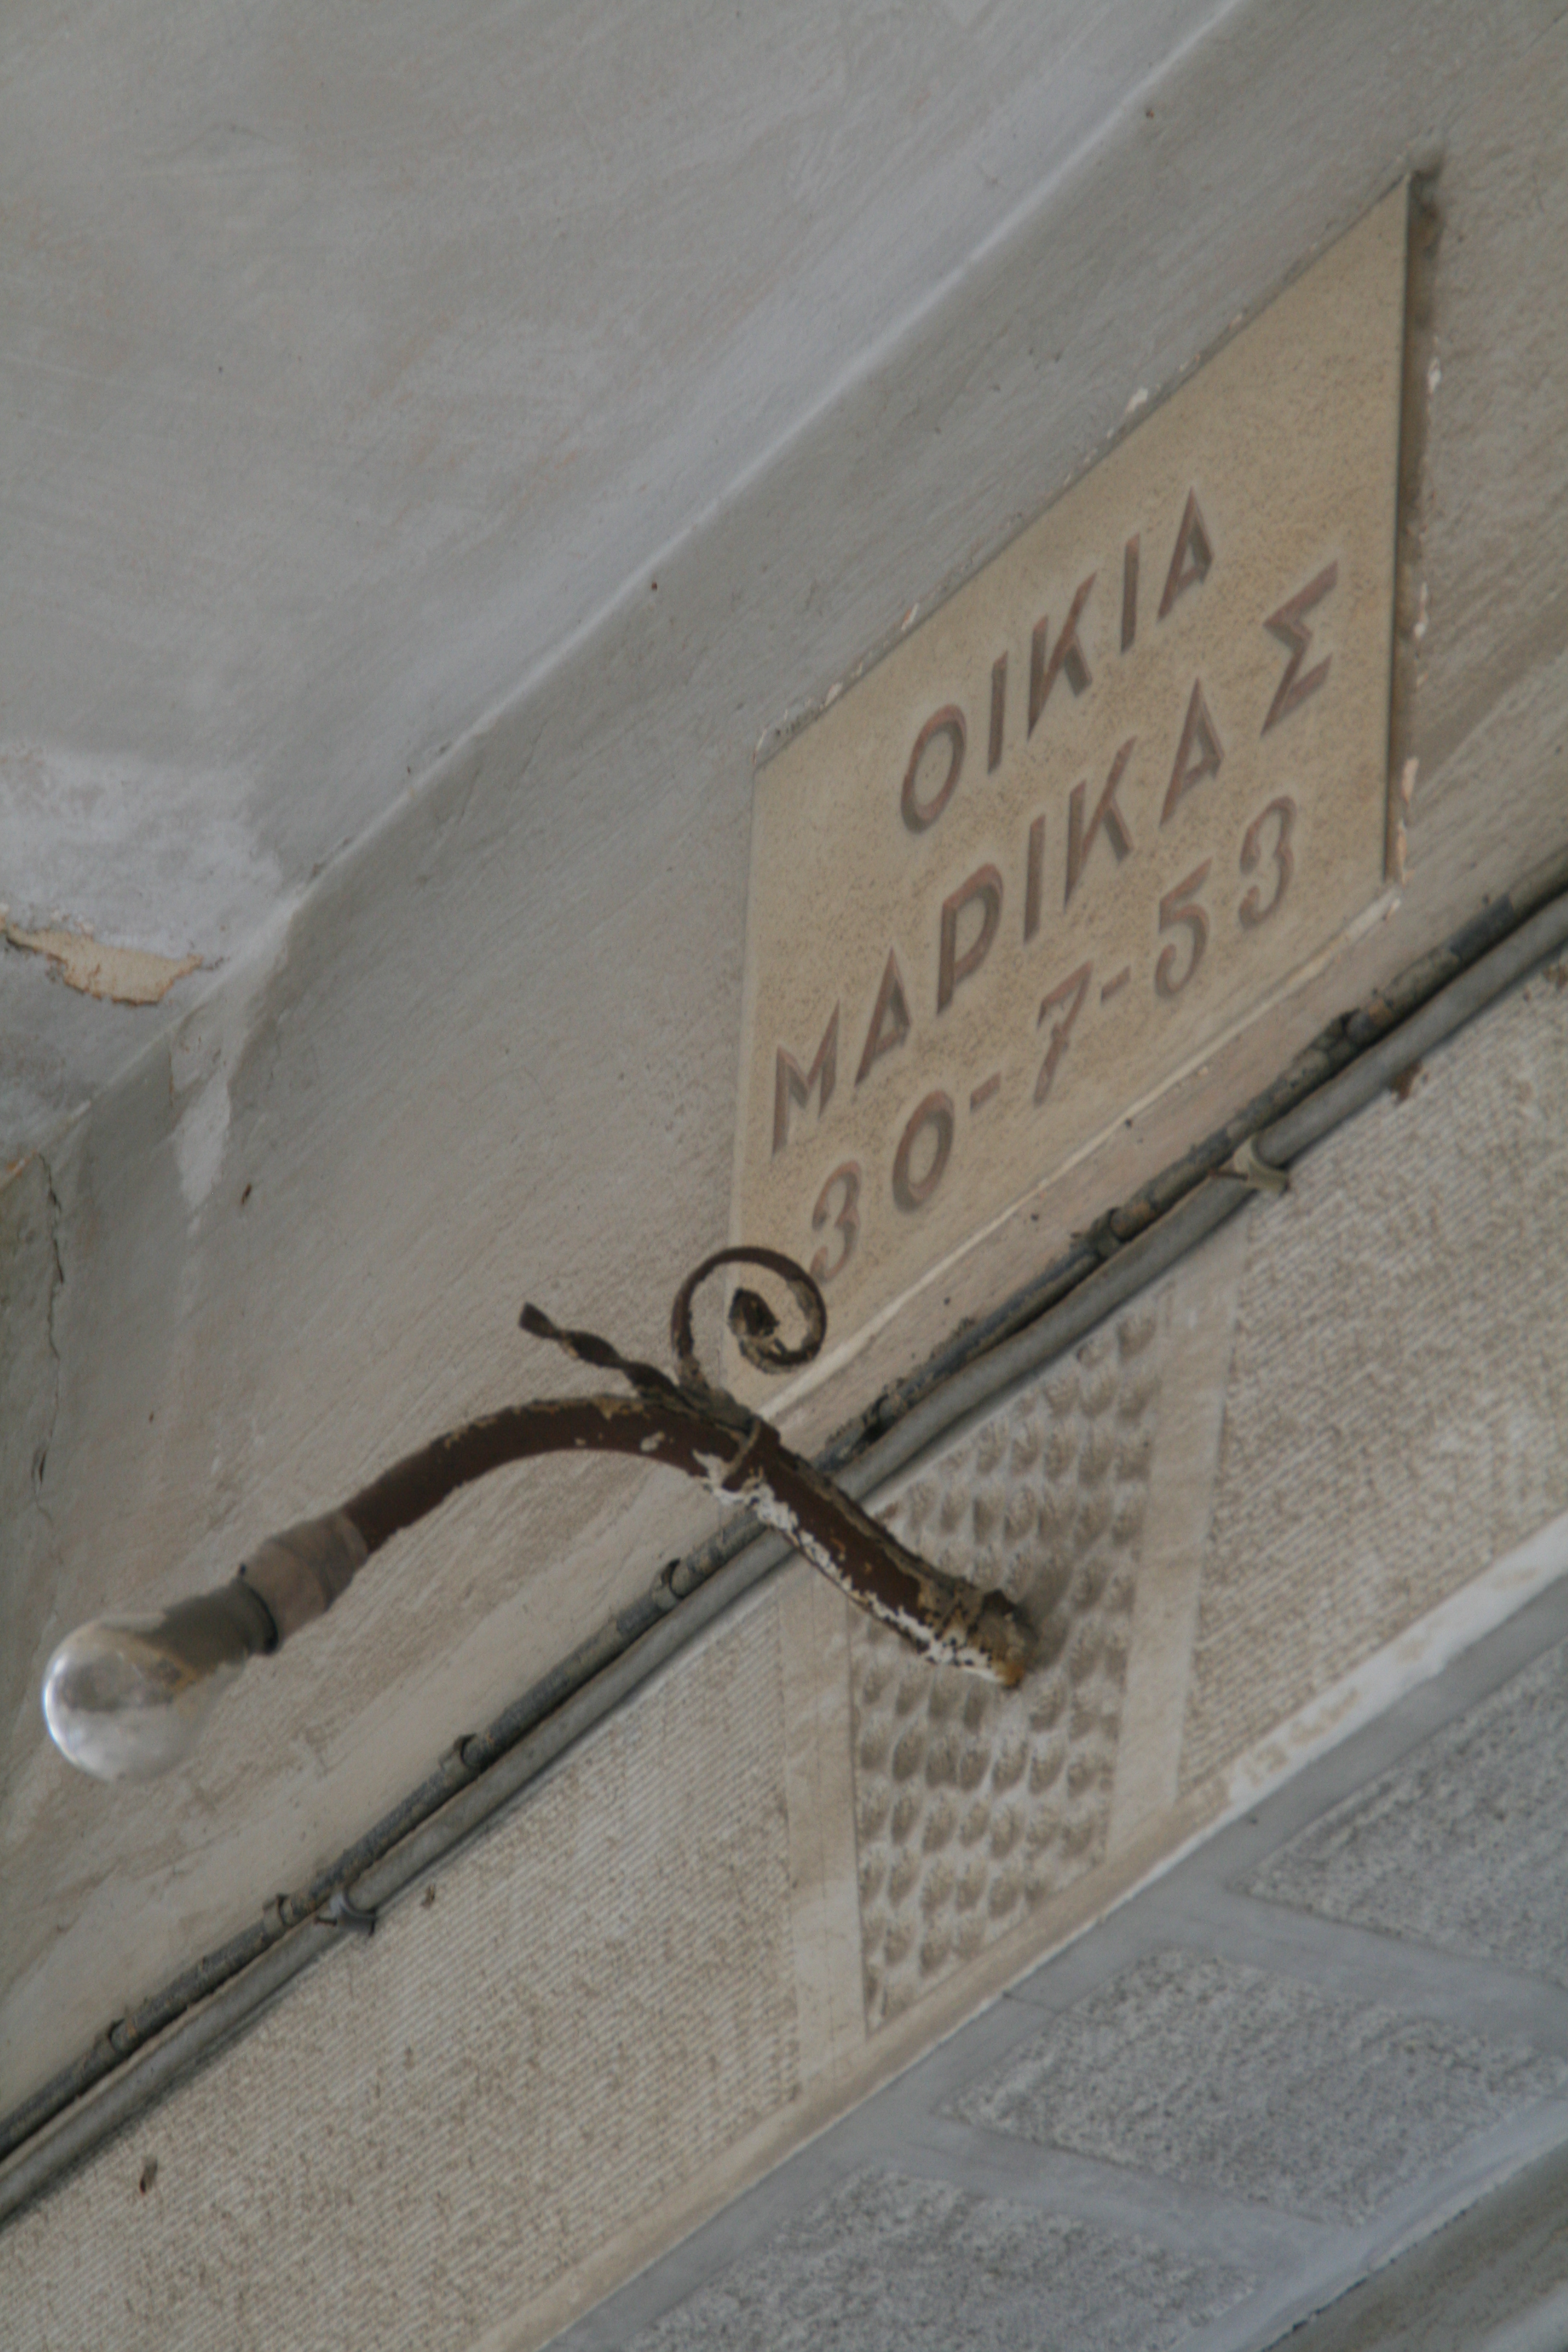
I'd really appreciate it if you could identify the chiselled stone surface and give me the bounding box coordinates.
[7,1612,798,2352]
[954,1951,1568,2225]
[1246,1638,1568,1985]
[1181,981,1568,1789]
[854,1305,1160,2027]
[624,2168,1252,2352]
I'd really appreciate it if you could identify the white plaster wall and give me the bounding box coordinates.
[0,0,1219,1146]
[4,0,1568,2129]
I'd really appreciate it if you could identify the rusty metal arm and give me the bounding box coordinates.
[237,1249,1035,1685]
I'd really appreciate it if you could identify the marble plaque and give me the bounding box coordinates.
[732,185,1408,1352]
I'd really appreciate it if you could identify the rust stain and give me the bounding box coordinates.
[4,923,200,1005]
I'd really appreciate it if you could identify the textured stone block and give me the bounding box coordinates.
[1246,1638,1568,1985]
[854,1303,1160,2026]
[7,1612,797,2352]
[625,2167,1251,2352]
[953,1950,1566,2224]
[1181,982,1568,1789]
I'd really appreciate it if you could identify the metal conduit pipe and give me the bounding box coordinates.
[5,878,1568,2228]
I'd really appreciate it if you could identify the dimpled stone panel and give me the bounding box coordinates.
[954,1951,1568,2225]
[853,1307,1160,2028]
[624,2167,1252,2352]
[1244,1638,1568,1984]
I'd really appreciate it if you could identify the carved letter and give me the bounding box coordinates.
[1158,489,1214,618]
[1028,573,1095,733]
[810,1161,861,1285]
[1034,961,1093,1108]
[892,1090,955,1211]
[1261,562,1338,733]
[1024,814,1045,943]
[937,864,1003,1013]
[1161,679,1225,824]
[855,951,912,1083]
[1239,795,1296,926]
[988,654,1007,773]
[1154,863,1212,997]
[901,705,966,831]
[773,1006,838,1154]
[1122,534,1139,653]
[1065,738,1135,907]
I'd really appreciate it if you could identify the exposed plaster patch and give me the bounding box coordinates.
[0,742,281,1011]
[2,923,200,1005]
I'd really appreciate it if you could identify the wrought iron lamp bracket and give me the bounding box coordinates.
[240,1247,1036,1687]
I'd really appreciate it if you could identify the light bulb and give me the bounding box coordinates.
[42,1583,275,1783]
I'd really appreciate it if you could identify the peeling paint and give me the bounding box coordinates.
[3,923,200,1005]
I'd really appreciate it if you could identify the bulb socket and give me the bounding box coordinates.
[238,1512,370,1644]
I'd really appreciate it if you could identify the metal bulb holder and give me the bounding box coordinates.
[42,1250,1036,1783]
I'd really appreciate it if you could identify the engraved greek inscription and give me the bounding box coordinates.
[1034,961,1093,1106]
[1239,795,1296,926]
[1065,737,1136,907]
[1028,573,1095,733]
[1024,814,1045,944]
[773,1005,838,1154]
[1160,679,1225,824]
[809,1161,862,1284]
[892,1091,955,1211]
[1158,489,1214,619]
[738,188,1406,1330]
[1262,563,1338,733]
[1155,862,1211,997]
[855,951,913,1083]
[937,865,1004,1013]
[988,654,1008,773]
[901,705,967,832]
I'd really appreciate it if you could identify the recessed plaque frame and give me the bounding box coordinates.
[731,185,1410,1359]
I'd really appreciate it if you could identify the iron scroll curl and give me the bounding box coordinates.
[669,1246,828,1395]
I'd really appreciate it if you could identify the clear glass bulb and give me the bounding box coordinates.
[42,1587,268,1783]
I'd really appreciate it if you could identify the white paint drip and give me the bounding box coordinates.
[1411,579,1430,647]
[171,897,296,1217]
